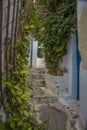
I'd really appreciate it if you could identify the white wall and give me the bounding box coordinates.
[32,39,38,68]
[61,35,77,99]
[77,1,87,129]
[68,35,77,99]
[80,69,87,129]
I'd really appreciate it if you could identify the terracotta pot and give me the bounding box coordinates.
[57,70,63,76]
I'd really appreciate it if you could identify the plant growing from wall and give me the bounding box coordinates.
[2,1,47,130]
[3,29,46,130]
[32,0,77,75]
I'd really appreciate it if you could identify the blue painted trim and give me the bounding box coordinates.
[76,31,81,100]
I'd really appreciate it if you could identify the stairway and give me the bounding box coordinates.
[29,68,81,130]
[29,68,46,88]
[29,68,58,103]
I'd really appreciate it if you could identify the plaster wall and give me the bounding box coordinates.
[61,35,77,98]
[32,39,38,68]
[77,0,87,129]
[80,69,87,129]
[72,35,77,99]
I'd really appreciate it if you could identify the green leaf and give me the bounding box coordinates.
[18,108,23,115]
[10,121,15,129]
[12,97,16,104]
[11,89,17,95]
[28,128,32,130]
[29,25,35,29]
[18,120,23,126]
[23,110,29,117]
[16,97,22,104]
[0,119,5,130]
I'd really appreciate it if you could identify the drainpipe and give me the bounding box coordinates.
[13,0,19,70]
[0,0,3,105]
[5,0,10,81]
[10,0,16,69]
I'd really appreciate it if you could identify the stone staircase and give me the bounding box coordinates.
[29,68,46,88]
[29,68,81,130]
[29,68,59,104]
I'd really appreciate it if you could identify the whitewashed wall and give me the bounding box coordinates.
[77,0,87,129]
[32,39,38,68]
[68,35,77,99]
[61,35,77,99]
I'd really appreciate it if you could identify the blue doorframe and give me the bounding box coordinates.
[76,31,81,100]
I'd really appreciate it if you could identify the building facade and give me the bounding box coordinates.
[77,0,87,129]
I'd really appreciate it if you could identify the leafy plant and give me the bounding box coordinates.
[3,25,45,130]
[0,117,5,130]
[2,1,47,130]
[31,0,77,75]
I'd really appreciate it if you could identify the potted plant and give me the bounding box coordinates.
[57,68,64,76]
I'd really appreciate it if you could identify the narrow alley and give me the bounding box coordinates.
[29,59,81,130]
[0,1,87,130]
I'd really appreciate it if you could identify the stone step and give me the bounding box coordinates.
[29,72,45,79]
[33,95,58,104]
[31,79,45,87]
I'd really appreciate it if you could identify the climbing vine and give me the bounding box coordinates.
[31,0,77,75]
[3,26,46,130]
[2,1,46,130]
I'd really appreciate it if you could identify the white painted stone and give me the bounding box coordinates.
[60,35,77,99]
[64,73,68,92]
[45,73,66,95]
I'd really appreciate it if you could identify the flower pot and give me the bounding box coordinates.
[57,70,63,76]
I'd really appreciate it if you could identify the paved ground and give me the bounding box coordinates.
[39,104,67,130]
[37,58,45,68]
[29,61,81,130]
[30,67,67,130]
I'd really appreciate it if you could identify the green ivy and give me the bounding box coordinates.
[30,0,77,75]
[0,118,5,130]
[3,25,45,130]
[2,1,47,130]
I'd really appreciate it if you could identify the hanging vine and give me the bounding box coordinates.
[2,1,47,130]
[31,0,77,75]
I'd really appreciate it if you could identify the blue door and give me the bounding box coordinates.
[76,31,81,100]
